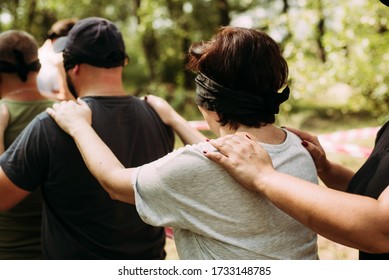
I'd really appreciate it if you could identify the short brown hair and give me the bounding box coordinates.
[47,18,78,40]
[0,30,39,65]
[187,27,289,129]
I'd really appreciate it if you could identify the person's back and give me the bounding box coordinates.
[0,96,174,259]
[135,130,318,259]
[0,18,175,259]
[4,95,172,259]
[0,30,54,259]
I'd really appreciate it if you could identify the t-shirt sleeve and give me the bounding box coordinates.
[0,115,50,191]
[134,163,178,228]
[133,142,225,229]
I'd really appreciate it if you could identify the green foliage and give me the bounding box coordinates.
[282,0,389,120]
[1,0,388,122]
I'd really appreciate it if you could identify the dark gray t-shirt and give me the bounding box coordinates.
[0,96,174,259]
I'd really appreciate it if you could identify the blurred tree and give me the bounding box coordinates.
[0,0,388,119]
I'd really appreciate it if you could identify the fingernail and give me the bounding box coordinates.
[301,140,308,147]
[246,134,251,139]
[206,138,210,142]
[144,96,148,101]
[202,150,207,154]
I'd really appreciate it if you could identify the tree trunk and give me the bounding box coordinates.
[316,0,326,63]
[26,0,37,33]
[134,0,159,80]
[216,0,230,26]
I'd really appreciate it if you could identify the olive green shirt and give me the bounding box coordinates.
[0,99,54,260]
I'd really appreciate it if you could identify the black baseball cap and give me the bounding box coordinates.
[380,0,389,6]
[53,17,128,68]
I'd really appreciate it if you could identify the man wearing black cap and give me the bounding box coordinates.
[0,17,174,259]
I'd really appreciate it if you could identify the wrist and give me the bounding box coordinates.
[167,111,186,127]
[317,159,332,178]
[253,167,277,194]
[68,122,92,138]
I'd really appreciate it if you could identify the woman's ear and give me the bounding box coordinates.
[0,74,2,98]
[71,64,80,75]
[198,106,220,121]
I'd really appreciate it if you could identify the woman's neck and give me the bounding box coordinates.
[220,124,286,145]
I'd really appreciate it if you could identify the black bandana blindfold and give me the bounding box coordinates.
[195,73,289,115]
[0,50,41,82]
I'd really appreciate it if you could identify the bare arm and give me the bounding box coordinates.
[47,99,136,204]
[144,95,206,145]
[0,105,31,210]
[204,134,389,253]
[0,104,9,154]
[0,167,30,211]
[285,127,355,191]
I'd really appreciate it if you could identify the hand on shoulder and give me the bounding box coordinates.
[46,98,92,136]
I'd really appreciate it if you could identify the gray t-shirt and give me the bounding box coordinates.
[134,130,319,260]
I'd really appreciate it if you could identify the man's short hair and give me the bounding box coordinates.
[47,18,78,40]
[0,30,41,81]
[0,30,39,64]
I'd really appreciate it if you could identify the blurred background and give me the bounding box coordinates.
[1,0,388,259]
[1,0,388,125]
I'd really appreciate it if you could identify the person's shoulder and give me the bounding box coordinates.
[81,95,140,106]
[127,96,152,108]
[140,142,218,183]
[376,121,389,141]
[162,142,218,169]
[35,110,56,126]
[148,141,209,164]
[268,129,315,164]
[10,111,57,142]
[283,129,305,145]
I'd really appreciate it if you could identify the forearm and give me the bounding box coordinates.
[318,160,355,191]
[257,171,389,253]
[144,95,206,145]
[0,136,5,154]
[70,124,135,204]
[169,112,206,145]
[0,118,7,154]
